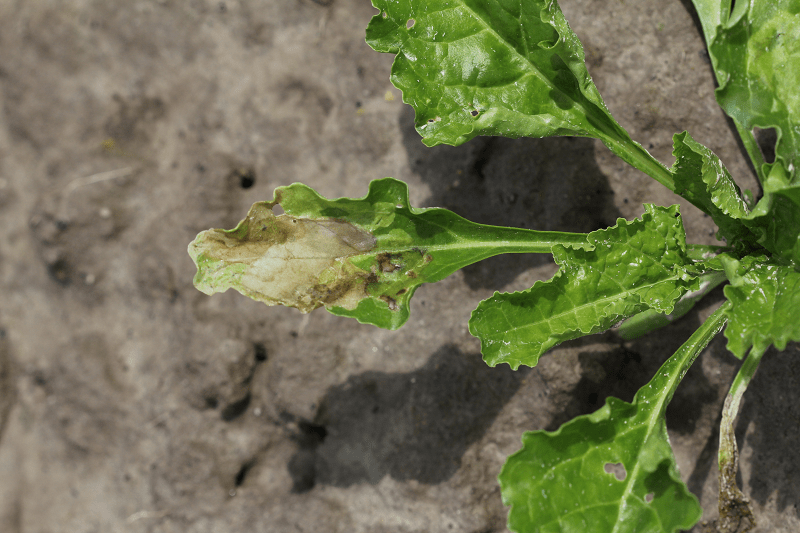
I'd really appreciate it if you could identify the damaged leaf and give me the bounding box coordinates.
[190,206,378,313]
[189,178,588,330]
[499,304,727,533]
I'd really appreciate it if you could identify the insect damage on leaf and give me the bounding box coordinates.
[189,201,378,313]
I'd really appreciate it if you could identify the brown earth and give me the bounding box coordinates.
[0,0,798,532]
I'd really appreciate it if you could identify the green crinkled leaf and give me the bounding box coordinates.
[671,131,756,246]
[365,0,639,153]
[709,0,800,179]
[469,205,699,370]
[499,304,728,533]
[189,178,587,330]
[721,253,800,358]
[616,269,727,340]
[743,162,800,263]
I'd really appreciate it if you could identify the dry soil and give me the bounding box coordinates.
[0,1,798,532]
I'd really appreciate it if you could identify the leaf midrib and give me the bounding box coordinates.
[486,268,685,346]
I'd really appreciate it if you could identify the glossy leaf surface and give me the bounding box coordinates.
[499,305,727,533]
[671,131,755,247]
[470,205,698,369]
[709,0,800,179]
[689,0,730,45]
[365,0,622,146]
[744,162,800,263]
[617,269,727,340]
[189,178,587,330]
[364,0,679,190]
[721,254,800,358]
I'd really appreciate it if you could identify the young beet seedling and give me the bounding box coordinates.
[190,0,799,531]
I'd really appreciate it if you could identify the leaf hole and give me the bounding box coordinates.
[470,109,479,117]
[753,127,777,164]
[381,11,387,18]
[406,19,415,29]
[645,492,654,503]
[272,204,285,215]
[604,462,627,481]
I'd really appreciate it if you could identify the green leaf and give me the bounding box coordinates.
[499,304,728,533]
[720,253,800,358]
[366,0,676,191]
[743,162,800,263]
[669,131,800,263]
[617,270,727,340]
[470,205,698,370]
[189,178,588,330]
[365,0,617,145]
[671,131,757,247]
[688,0,767,180]
[688,0,731,46]
[709,0,800,180]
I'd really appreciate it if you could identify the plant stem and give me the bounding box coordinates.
[601,136,677,192]
[638,300,730,406]
[716,345,764,532]
[733,121,767,186]
[455,231,729,259]
[719,346,764,466]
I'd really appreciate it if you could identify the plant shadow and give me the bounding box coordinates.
[286,344,528,492]
[544,303,719,435]
[735,343,800,514]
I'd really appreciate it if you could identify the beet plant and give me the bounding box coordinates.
[189,0,799,531]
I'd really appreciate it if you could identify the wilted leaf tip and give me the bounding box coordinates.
[188,200,377,313]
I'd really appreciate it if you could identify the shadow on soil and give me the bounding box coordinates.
[683,345,800,523]
[0,328,15,445]
[287,344,528,492]
[399,106,622,290]
[540,294,723,436]
[736,345,800,514]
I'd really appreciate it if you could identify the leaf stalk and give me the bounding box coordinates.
[601,135,677,192]
[716,345,764,533]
